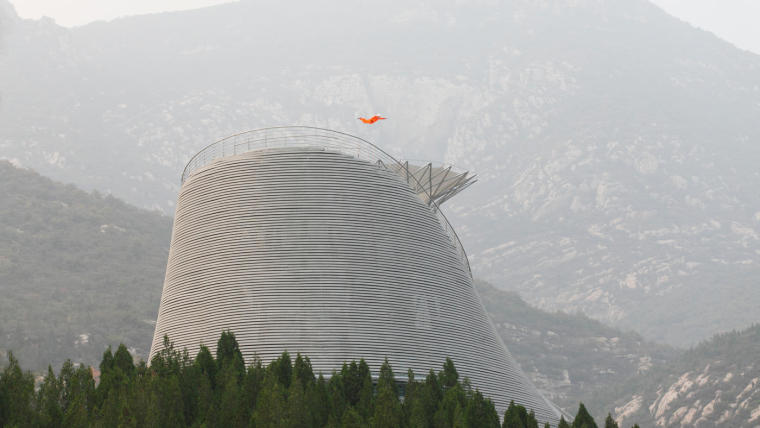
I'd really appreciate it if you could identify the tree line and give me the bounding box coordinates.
[0,331,636,427]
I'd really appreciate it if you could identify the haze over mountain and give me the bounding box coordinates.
[1,0,759,346]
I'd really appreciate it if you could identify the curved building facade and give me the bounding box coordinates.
[150,127,561,423]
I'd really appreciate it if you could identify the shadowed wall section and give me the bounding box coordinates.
[150,143,561,423]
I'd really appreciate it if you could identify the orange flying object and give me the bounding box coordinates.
[358,115,386,124]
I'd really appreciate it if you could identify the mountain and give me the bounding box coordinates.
[1,0,759,348]
[0,161,171,369]
[597,324,760,428]
[476,280,677,414]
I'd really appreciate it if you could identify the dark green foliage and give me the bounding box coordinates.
[558,416,571,428]
[241,357,265,422]
[293,353,315,387]
[0,352,36,427]
[433,383,466,427]
[195,344,217,389]
[340,359,371,407]
[2,331,635,428]
[604,413,619,428]
[250,373,287,427]
[419,369,444,423]
[217,330,245,380]
[503,400,538,428]
[113,344,136,380]
[440,357,459,388]
[312,374,330,426]
[571,403,598,428]
[340,407,364,428]
[0,162,173,371]
[372,358,402,428]
[61,362,95,426]
[527,410,539,428]
[270,351,293,390]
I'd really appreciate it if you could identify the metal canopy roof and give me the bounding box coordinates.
[388,161,476,206]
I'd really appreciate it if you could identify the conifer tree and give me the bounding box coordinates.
[64,364,95,425]
[571,403,598,428]
[341,360,367,407]
[452,402,468,428]
[250,373,287,427]
[241,356,266,422]
[464,389,499,428]
[157,375,186,428]
[113,344,135,381]
[402,368,420,424]
[270,351,293,389]
[195,344,218,390]
[0,352,37,427]
[310,374,330,427]
[527,410,540,428]
[62,394,89,428]
[195,370,214,424]
[341,406,364,428]
[558,416,571,428]
[357,369,375,421]
[327,371,347,424]
[503,400,529,428]
[433,383,466,427]
[418,368,443,423]
[96,346,115,407]
[36,365,63,428]
[372,358,403,428]
[604,413,619,428]
[57,360,75,414]
[217,368,245,428]
[286,378,310,428]
[293,353,315,387]
[217,330,245,381]
[440,357,459,389]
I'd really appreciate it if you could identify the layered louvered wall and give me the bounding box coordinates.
[150,145,561,423]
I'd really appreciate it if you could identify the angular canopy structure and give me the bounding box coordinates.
[388,161,476,206]
[151,127,561,424]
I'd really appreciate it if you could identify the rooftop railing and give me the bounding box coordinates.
[181,126,472,277]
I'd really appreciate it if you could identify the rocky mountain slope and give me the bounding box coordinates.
[597,324,760,428]
[477,280,677,414]
[0,161,171,369]
[1,0,759,347]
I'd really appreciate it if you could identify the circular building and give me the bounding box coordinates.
[150,127,561,424]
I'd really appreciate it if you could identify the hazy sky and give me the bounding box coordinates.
[9,0,760,55]
[650,0,760,54]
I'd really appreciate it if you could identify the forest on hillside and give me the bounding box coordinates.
[0,161,172,369]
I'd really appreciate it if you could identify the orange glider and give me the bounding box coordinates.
[358,115,386,124]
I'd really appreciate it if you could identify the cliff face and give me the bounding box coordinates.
[476,280,677,415]
[596,325,760,428]
[1,0,759,346]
